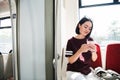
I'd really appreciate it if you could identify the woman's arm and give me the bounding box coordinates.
[91,52,97,61]
[68,48,82,64]
[68,44,90,64]
[89,44,98,61]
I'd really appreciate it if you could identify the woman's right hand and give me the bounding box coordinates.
[79,44,90,53]
[68,44,91,64]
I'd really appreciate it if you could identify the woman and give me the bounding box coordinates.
[65,17,98,80]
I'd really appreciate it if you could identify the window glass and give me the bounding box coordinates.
[0,18,11,27]
[0,28,12,53]
[81,0,113,6]
[79,5,120,47]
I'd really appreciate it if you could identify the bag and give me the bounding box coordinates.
[94,67,120,80]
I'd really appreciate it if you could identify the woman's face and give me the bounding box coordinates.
[79,21,92,37]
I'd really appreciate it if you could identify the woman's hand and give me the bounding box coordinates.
[68,44,97,64]
[88,44,97,61]
[81,43,97,61]
[68,44,90,64]
[88,44,97,52]
[80,44,90,53]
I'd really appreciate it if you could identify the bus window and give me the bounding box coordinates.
[79,5,120,47]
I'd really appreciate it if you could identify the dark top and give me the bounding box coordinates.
[65,37,93,75]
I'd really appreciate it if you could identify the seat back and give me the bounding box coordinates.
[0,52,4,80]
[91,44,102,69]
[106,43,120,74]
[4,50,13,79]
[61,48,68,80]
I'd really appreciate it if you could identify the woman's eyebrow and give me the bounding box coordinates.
[84,24,89,27]
[85,24,92,28]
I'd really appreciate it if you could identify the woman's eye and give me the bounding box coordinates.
[84,25,92,30]
[89,28,92,30]
[84,25,87,28]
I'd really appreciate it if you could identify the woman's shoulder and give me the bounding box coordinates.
[67,37,74,41]
[68,36,80,40]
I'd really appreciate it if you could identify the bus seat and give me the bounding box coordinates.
[106,43,120,74]
[0,52,4,80]
[61,48,68,80]
[4,50,13,80]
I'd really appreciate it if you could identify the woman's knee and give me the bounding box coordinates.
[67,71,87,80]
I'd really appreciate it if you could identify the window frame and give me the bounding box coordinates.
[79,0,120,47]
[0,16,12,53]
[0,16,11,29]
[79,0,120,8]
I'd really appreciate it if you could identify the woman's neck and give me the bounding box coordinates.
[75,34,85,39]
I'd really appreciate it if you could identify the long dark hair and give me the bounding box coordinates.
[75,16,93,38]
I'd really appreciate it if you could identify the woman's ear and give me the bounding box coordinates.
[78,24,81,28]
[78,24,81,29]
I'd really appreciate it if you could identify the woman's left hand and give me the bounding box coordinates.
[88,44,97,61]
[88,44,97,52]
